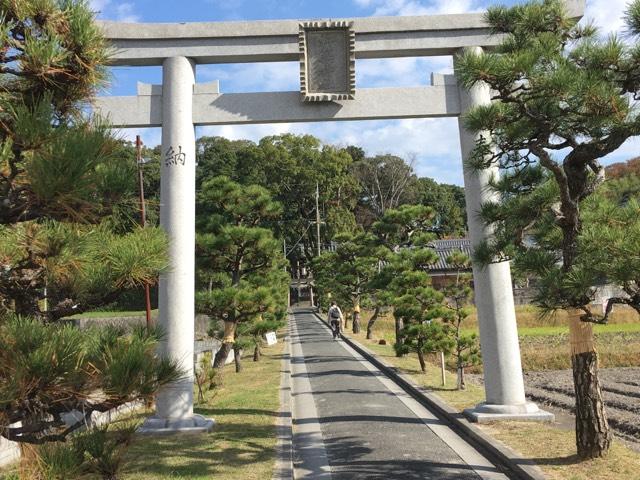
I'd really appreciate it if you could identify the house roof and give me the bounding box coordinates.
[429,238,472,272]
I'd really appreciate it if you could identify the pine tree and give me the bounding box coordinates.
[390,267,453,373]
[312,232,385,334]
[0,0,179,448]
[371,204,438,353]
[454,0,640,458]
[441,252,481,390]
[195,176,288,369]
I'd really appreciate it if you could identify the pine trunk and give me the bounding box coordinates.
[457,366,466,390]
[214,320,236,368]
[352,311,360,334]
[569,312,611,459]
[417,350,427,373]
[213,342,233,368]
[394,317,404,357]
[233,346,243,373]
[366,306,380,339]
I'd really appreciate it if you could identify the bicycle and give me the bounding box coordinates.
[330,319,341,339]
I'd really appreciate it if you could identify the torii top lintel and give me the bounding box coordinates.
[99,0,585,67]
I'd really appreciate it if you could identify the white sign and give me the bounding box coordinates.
[265,331,277,346]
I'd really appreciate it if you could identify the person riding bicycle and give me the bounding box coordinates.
[327,302,343,339]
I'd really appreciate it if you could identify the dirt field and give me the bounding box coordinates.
[523,368,640,447]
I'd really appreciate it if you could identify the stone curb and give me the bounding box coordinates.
[313,311,546,480]
[272,318,294,480]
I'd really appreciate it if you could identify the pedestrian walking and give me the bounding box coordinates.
[327,301,343,339]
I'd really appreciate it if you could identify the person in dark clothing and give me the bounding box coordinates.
[327,301,344,340]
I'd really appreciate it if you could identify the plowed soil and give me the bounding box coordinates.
[523,368,640,447]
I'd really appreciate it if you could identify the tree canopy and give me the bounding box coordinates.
[0,0,179,447]
[195,176,288,368]
[455,0,640,459]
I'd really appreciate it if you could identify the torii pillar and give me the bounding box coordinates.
[456,47,553,422]
[140,56,214,434]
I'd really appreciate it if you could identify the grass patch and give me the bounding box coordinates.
[358,307,640,371]
[479,422,640,480]
[1,340,284,480]
[466,322,640,337]
[120,338,284,480]
[519,331,640,371]
[67,310,158,319]
[344,330,484,411]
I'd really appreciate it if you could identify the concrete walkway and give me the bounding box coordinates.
[290,308,511,480]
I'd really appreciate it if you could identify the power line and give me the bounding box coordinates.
[285,222,313,258]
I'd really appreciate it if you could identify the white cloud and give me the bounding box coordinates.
[357,57,453,87]
[197,62,299,93]
[115,128,161,148]
[197,123,294,141]
[113,3,139,23]
[90,0,110,11]
[302,118,464,184]
[90,0,140,22]
[585,0,629,35]
[354,0,483,16]
[599,136,640,166]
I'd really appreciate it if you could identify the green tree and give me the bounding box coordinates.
[0,0,179,450]
[454,0,640,458]
[196,134,359,263]
[578,195,640,317]
[390,268,453,373]
[351,154,419,227]
[0,318,179,444]
[195,136,260,188]
[195,176,287,369]
[236,315,286,363]
[344,145,365,163]
[312,232,385,334]
[371,204,438,352]
[417,178,467,237]
[441,252,481,390]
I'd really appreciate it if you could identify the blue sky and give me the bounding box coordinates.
[94,0,639,185]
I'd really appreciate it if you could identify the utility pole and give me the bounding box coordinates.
[136,135,153,329]
[284,239,290,308]
[315,182,321,257]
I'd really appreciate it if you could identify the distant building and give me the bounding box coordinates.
[427,238,472,289]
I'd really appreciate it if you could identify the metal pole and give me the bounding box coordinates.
[136,135,153,329]
[315,182,321,257]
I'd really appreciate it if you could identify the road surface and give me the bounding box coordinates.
[290,308,511,480]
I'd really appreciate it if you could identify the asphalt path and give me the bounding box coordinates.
[290,308,510,480]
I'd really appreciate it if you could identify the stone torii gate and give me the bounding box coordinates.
[96,3,584,432]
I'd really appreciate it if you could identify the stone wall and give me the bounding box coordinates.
[0,433,19,468]
[67,314,211,337]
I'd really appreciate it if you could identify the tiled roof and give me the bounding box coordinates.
[429,238,472,272]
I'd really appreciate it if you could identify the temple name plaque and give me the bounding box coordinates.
[299,21,356,102]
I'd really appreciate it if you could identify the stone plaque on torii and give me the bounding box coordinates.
[95,1,585,433]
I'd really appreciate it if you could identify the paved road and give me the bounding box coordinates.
[290,308,510,480]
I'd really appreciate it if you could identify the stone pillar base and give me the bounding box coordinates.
[138,414,215,435]
[464,402,555,423]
